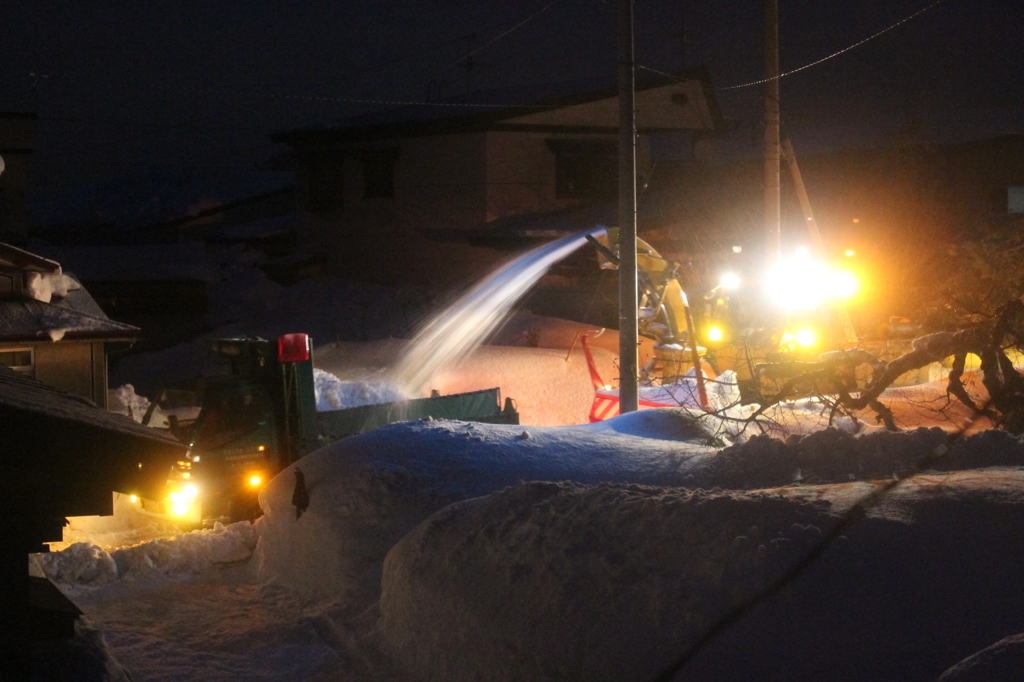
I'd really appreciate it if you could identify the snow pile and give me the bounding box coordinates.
[313,368,408,412]
[379,481,834,682]
[708,426,1024,489]
[375,470,1024,682]
[54,493,183,552]
[107,384,152,424]
[939,633,1024,681]
[254,409,720,605]
[32,521,257,588]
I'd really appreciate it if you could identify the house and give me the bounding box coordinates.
[0,242,139,408]
[272,69,724,286]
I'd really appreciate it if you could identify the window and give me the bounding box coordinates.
[548,139,617,200]
[305,156,344,213]
[360,152,397,199]
[0,273,13,295]
[0,348,33,376]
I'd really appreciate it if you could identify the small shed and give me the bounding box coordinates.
[0,241,139,407]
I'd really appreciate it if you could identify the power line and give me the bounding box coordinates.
[429,0,567,81]
[717,0,949,90]
[636,0,952,93]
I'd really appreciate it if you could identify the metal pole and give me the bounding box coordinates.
[764,0,781,262]
[618,0,639,413]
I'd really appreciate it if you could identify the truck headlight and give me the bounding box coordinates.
[171,501,190,516]
[796,329,816,347]
[183,484,198,500]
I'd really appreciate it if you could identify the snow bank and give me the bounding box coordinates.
[379,481,834,682]
[253,409,720,605]
[379,471,1024,681]
[32,521,257,588]
[313,368,408,412]
[54,493,183,552]
[107,384,152,423]
[708,426,1024,489]
[939,633,1024,682]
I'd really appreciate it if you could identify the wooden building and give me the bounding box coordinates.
[0,242,139,408]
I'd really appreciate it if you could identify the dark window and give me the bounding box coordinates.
[0,348,33,376]
[361,152,397,199]
[0,273,13,294]
[548,140,617,200]
[305,156,344,212]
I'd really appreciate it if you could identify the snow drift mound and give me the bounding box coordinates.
[379,481,834,682]
[253,409,720,605]
[380,473,1024,681]
[32,521,256,588]
[939,633,1024,682]
[708,427,1024,489]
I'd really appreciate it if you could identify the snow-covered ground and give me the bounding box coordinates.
[33,404,1024,681]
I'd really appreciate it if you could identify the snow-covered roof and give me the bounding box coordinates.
[0,241,60,273]
[0,365,182,449]
[0,295,139,342]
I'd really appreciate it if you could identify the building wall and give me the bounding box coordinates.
[301,133,491,280]
[483,131,653,222]
[32,341,107,409]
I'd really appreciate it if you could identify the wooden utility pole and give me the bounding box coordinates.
[764,0,781,262]
[618,0,639,413]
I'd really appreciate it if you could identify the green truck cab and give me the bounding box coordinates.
[159,334,517,524]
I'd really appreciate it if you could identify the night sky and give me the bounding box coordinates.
[1,0,1021,191]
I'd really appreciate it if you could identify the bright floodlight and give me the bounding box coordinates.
[796,329,816,347]
[707,326,724,342]
[766,257,859,310]
[720,273,741,289]
[829,271,859,299]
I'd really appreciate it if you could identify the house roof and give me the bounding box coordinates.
[0,364,183,449]
[0,295,139,343]
[273,68,724,147]
[0,241,60,274]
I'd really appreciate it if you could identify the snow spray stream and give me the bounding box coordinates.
[390,227,606,395]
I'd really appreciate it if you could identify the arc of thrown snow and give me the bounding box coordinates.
[390,227,607,395]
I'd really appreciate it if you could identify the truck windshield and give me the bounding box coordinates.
[191,388,270,451]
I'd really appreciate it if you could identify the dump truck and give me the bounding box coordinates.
[134,333,518,524]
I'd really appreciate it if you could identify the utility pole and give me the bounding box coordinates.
[618,0,639,414]
[764,0,781,262]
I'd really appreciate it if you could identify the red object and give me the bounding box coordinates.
[580,333,664,422]
[278,333,311,363]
